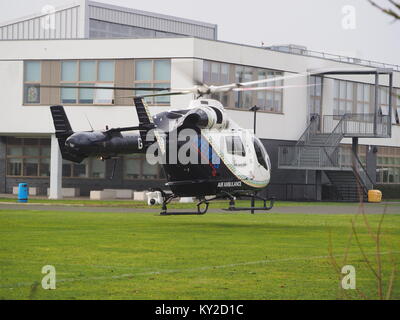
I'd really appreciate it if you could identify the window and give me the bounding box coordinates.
[123,155,164,180]
[6,138,50,177]
[235,66,283,112]
[203,61,231,106]
[24,61,41,104]
[253,137,269,171]
[334,80,355,115]
[376,146,400,184]
[62,160,87,178]
[134,59,171,105]
[225,136,246,157]
[89,20,184,39]
[377,87,400,125]
[62,158,105,178]
[61,60,115,105]
[379,87,389,116]
[203,61,283,112]
[395,88,400,125]
[309,76,323,115]
[356,83,372,114]
[235,66,254,109]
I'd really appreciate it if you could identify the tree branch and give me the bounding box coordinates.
[368,0,400,20]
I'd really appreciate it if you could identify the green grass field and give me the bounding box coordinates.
[0,205,399,300]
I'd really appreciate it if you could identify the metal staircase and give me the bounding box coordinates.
[279,113,390,201]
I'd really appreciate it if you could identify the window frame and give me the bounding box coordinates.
[123,155,164,180]
[23,61,42,105]
[6,138,51,178]
[376,146,400,184]
[60,59,116,106]
[225,135,246,157]
[309,76,323,116]
[133,59,171,106]
[203,60,284,114]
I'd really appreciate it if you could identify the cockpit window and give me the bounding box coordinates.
[253,138,269,170]
[226,136,246,157]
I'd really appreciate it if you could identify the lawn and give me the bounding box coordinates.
[0,207,399,300]
[0,197,359,209]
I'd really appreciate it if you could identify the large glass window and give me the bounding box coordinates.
[62,158,105,179]
[24,61,41,104]
[376,146,400,184]
[6,138,50,177]
[134,59,171,105]
[309,76,323,115]
[334,80,355,115]
[203,60,283,113]
[395,88,400,125]
[203,61,231,106]
[235,66,283,112]
[356,83,372,114]
[89,20,184,39]
[376,87,400,125]
[61,60,115,105]
[123,155,164,180]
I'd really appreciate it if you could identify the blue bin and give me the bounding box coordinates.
[18,183,28,203]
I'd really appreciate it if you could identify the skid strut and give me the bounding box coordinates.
[223,192,275,214]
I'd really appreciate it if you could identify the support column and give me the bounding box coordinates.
[366,145,378,185]
[315,170,322,201]
[352,137,359,165]
[374,72,379,136]
[49,134,63,199]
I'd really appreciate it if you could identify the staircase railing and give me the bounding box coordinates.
[321,114,347,167]
[352,150,375,194]
[296,114,320,146]
[323,114,391,138]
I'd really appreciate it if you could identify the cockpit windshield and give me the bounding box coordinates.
[253,137,270,171]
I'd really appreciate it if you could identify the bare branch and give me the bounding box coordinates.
[368,0,400,20]
[351,219,380,279]
[376,207,386,300]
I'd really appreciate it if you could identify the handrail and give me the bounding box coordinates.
[323,114,346,148]
[352,150,374,192]
[265,46,400,72]
[296,114,320,146]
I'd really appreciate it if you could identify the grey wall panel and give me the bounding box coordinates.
[88,4,217,40]
[0,6,81,40]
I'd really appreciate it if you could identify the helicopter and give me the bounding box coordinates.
[45,72,313,215]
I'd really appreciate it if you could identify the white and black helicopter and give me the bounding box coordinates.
[44,72,311,215]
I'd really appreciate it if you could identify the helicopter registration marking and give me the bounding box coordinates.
[218,181,242,188]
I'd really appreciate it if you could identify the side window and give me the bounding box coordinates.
[226,136,246,157]
[253,138,269,170]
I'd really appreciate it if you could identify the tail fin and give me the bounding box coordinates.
[50,105,85,163]
[134,97,155,143]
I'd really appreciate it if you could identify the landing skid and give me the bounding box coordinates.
[151,189,275,216]
[223,193,275,214]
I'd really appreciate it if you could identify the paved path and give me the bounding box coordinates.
[0,202,399,215]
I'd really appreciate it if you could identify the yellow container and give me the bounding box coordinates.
[368,190,382,203]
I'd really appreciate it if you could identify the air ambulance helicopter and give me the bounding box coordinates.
[43,71,314,215]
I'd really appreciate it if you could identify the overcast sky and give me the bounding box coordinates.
[1,0,399,65]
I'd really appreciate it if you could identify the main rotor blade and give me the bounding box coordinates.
[118,90,194,99]
[232,83,321,92]
[36,84,171,91]
[210,72,312,93]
